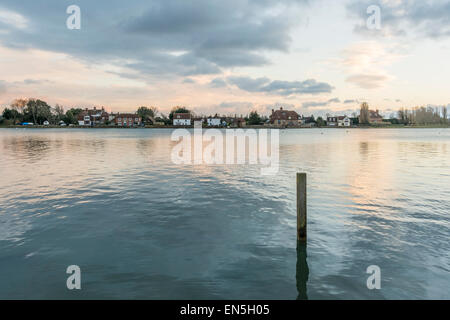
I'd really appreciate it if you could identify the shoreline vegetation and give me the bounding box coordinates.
[1,98,449,129]
[1,124,449,129]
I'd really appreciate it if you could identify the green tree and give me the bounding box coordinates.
[247,111,262,125]
[64,108,83,124]
[24,99,51,124]
[156,113,171,125]
[2,108,21,122]
[64,110,76,125]
[137,106,158,123]
[316,116,326,127]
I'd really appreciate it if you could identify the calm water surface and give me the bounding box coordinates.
[0,128,449,299]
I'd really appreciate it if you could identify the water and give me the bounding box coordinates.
[0,128,449,299]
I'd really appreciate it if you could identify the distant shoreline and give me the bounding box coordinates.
[1,125,449,129]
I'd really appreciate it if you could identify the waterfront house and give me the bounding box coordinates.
[369,110,383,124]
[327,116,352,127]
[77,107,109,126]
[108,113,116,123]
[206,116,221,126]
[327,116,338,126]
[224,116,246,128]
[115,113,142,126]
[338,116,351,127]
[173,113,192,126]
[270,107,302,127]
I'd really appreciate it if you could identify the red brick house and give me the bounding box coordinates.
[77,107,109,126]
[270,107,302,127]
[115,113,142,126]
[369,110,383,124]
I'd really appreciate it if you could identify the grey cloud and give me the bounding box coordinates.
[209,78,228,88]
[228,76,333,96]
[0,0,308,79]
[261,79,334,95]
[344,99,357,104]
[23,79,52,85]
[124,1,222,34]
[347,1,450,39]
[182,78,196,84]
[302,97,341,108]
[227,76,271,92]
[302,101,328,108]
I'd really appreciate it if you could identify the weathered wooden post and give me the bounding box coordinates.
[297,173,307,242]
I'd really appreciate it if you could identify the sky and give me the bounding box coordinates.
[0,0,449,117]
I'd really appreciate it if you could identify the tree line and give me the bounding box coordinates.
[1,98,87,125]
[3,98,446,127]
[395,106,448,125]
[360,102,448,125]
[0,100,333,127]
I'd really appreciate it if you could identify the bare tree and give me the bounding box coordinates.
[359,102,370,125]
[10,98,27,124]
[149,106,158,118]
[54,104,65,124]
[443,106,448,124]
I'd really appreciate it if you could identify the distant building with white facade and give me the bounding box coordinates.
[328,116,351,127]
[338,116,351,127]
[77,107,109,126]
[206,117,221,126]
[173,113,191,126]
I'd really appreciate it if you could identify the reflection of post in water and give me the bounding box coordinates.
[296,242,309,300]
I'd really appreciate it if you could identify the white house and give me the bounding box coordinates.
[78,115,91,126]
[173,113,191,126]
[328,116,351,127]
[207,117,221,126]
[338,116,351,127]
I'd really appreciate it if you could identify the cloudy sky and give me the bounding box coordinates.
[0,0,449,116]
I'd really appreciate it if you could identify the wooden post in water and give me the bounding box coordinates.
[297,173,307,243]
